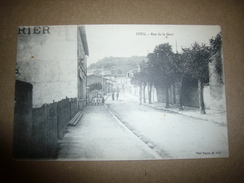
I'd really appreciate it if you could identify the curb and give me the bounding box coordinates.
[104,103,163,159]
[144,103,227,126]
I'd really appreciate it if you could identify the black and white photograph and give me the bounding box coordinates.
[14,24,228,161]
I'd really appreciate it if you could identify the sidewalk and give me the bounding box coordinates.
[106,92,227,126]
[57,105,161,160]
[143,102,227,126]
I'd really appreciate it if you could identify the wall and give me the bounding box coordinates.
[16,26,78,107]
[182,79,199,108]
[156,86,175,104]
[209,54,226,110]
[13,80,33,159]
[203,85,211,109]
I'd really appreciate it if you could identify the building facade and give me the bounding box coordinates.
[77,26,89,109]
[16,25,89,108]
[87,74,114,103]
[14,25,89,158]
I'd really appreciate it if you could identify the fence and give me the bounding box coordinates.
[13,80,33,159]
[31,97,78,159]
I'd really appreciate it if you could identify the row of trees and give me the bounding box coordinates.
[130,33,222,114]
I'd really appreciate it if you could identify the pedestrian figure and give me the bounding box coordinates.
[97,95,101,105]
[100,97,102,105]
[116,91,119,100]
[94,96,97,106]
[102,96,105,104]
[91,97,95,105]
[112,92,114,100]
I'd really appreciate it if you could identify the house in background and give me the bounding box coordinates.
[113,74,128,92]
[86,74,114,103]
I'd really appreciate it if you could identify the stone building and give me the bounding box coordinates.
[16,25,89,107]
[14,25,89,158]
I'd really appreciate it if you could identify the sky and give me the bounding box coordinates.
[85,25,221,66]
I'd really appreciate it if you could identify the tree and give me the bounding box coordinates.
[130,60,148,104]
[139,60,147,103]
[88,83,102,92]
[182,43,210,114]
[146,53,158,104]
[172,52,192,110]
[130,70,143,104]
[153,43,176,108]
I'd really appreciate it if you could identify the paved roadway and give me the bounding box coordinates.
[105,92,229,159]
[57,92,228,160]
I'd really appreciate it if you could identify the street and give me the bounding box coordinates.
[57,92,228,160]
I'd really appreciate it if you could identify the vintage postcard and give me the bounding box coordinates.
[14,25,228,160]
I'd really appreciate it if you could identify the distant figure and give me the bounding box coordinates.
[99,95,102,105]
[102,96,105,104]
[116,91,119,100]
[91,97,95,105]
[112,92,114,100]
[97,95,100,105]
[94,96,97,106]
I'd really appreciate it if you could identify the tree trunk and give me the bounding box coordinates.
[143,83,146,103]
[147,83,150,103]
[139,84,142,105]
[148,83,152,104]
[165,84,170,108]
[172,83,176,104]
[179,78,184,111]
[198,79,206,114]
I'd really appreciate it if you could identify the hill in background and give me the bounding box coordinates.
[88,56,146,76]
